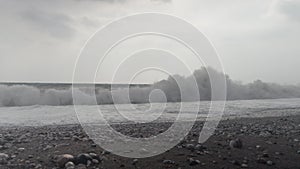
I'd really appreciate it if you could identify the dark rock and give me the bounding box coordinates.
[43,145,52,151]
[0,138,5,145]
[230,160,240,165]
[188,158,200,166]
[163,160,175,164]
[187,153,197,158]
[89,153,101,161]
[3,143,12,149]
[72,136,80,141]
[259,131,271,137]
[256,157,267,164]
[229,138,243,149]
[101,150,110,155]
[241,163,248,168]
[35,164,42,169]
[132,159,138,165]
[75,164,87,169]
[256,145,264,151]
[262,152,269,158]
[266,160,273,166]
[74,153,92,165]
[195,144,205,151]
[196,151,204,155]
[186,144,195,151]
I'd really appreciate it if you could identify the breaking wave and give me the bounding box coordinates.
[1,67,300,107]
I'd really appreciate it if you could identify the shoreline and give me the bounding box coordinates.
[0,112,299,128]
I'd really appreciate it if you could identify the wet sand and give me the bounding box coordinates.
[0,115,300,169]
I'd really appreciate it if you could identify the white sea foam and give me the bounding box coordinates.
[0,98,299,126]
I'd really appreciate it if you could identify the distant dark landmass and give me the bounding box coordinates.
[0,82,150,91]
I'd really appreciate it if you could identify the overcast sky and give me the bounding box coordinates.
[0,0,299,84]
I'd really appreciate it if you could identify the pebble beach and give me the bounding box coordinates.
[1,115,300,169]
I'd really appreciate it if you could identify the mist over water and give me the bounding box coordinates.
[1,67,300,107]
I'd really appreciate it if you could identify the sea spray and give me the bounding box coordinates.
[1,67,300,107]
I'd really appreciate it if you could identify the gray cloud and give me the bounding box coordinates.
[0,0,299,84]
[72,0,126,3]
[278,0,300,22]
[150,0,172,3]
[20,9,76,39]
[74,0,171,3]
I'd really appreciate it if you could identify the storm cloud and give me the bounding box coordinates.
[0,0,299,85]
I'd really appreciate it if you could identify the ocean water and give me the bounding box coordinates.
[0,98,299,126]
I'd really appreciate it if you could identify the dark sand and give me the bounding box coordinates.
[0,115,300,169]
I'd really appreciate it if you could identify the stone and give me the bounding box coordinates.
[163,160,175,164]
[43,145,52,151]
[186,144,195,151]
[92,159,99,164]
[188,158,200,166]
[139,148,149,154]
[18,147,25,152]
[76,164,87,169]
[259,131,271,137]
[241,163,248,168]
[74,153,92,165]
[231,160,240,165]
[195,144,205,151]
[256,157,266,164]
[262,152,269,158]
[101,150,110,155]
[35,164,42,169]
[86,160,92,167]
[65,161,75,169]
[0,153,9,164]
[229,138,243,149]
[54,154,74,168]
[0,138,5,145]
[132,159,138,165]
[3,143,12,149]
[266,160,273,166]
[72,136,80,141]
[89,153,100,161]
[256,145,264,151]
